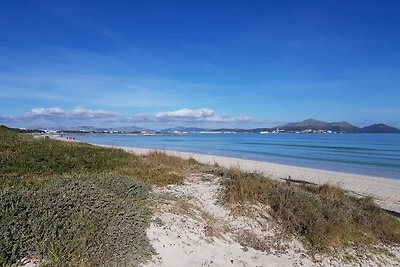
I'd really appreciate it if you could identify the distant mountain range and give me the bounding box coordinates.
[277,118,360,133]
[275,119,400,133]
[360,123,400,133]
[161,126,209,133]
[109,126,155,133]
[204,119,400,133]
[44,125,155,133]
[28,119,400,134]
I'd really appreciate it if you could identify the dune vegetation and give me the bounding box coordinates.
[1,125,399,266]
[0,126,196,266]
[213,167,400,258]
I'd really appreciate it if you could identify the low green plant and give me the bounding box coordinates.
[0,134,129,182]
[0,126,198,188]
[0,174,153,267]
[0,126,198,266]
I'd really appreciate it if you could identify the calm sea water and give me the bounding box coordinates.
[72,133,400,179]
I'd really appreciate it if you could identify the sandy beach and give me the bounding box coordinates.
[92,143,400,214]
[106,144,400,266]
[35,136,400,266]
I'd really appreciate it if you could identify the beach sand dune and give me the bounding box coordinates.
[94,144,400,266]
[97,144,400,214]
[144,169,400,267]
[145,173,320,267]
[42,138,400,266]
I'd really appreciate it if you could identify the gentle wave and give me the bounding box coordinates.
[236,141,400,153]
[217,147,400,168]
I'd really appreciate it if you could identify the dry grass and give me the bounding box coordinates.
[113,151,199,186]
[214,167,400,255]
[157,193,228,241]
[235,229,288,253]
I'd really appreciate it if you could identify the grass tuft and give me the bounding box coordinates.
[215,167,400,254]
[113,151,199,186]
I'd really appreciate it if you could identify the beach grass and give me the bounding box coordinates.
[215,167,400,255]
[112,151,199,186]
[0,127,196,188]
[0,126,196,266]
[1,125,399,265]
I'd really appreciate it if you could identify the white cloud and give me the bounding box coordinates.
[28,107,64,116]
[152,108,250,123]
[25,107,118,120]
[155,108,215,119]
[69,107,117,118]
[1,107,254,127]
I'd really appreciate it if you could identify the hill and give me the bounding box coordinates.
[277,118,360,133]
[361,123,400,133]
[161,126,209,133]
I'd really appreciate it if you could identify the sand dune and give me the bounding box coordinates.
[95,144,400,214]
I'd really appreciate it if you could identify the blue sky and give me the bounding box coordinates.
[1,0,400,129]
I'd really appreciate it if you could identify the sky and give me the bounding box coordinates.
[1,0,400,129]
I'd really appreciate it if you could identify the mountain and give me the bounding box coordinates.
[322,121,360,133]
[16,120,400,134]
[361,124,400,133]
[42,125,155,133]
[110,126,155,133]
[49,125,109,132]
[277,119,360,133]
[161,126,209,133]
[211,128,250,132]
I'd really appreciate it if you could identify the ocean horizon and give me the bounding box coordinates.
[71,133,400,180]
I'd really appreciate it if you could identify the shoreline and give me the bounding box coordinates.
[94,143,400,213]
[46,135,400,213]
[18,132,400,266]
[45,133,400,179]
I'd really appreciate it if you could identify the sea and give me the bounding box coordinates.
[71,133,400,180]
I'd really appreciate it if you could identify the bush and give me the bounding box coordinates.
[0,174,153,267]
[0,126,199,266]
[218,168,400,253]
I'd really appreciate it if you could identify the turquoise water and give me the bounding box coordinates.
[72,133,400,179]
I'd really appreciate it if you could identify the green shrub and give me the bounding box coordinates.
[0,126,199,266]
[0,174,153,267]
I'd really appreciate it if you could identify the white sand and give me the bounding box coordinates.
[96,144,400,213]
[144,171,400,267]
[144,173,318,267]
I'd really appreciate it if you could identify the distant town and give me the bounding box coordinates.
[16,118,400,135]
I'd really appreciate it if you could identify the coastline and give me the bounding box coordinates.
[46,135,400,213]
[93,143,400,213]
[61,132,400,180]
[27,134,400,266]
